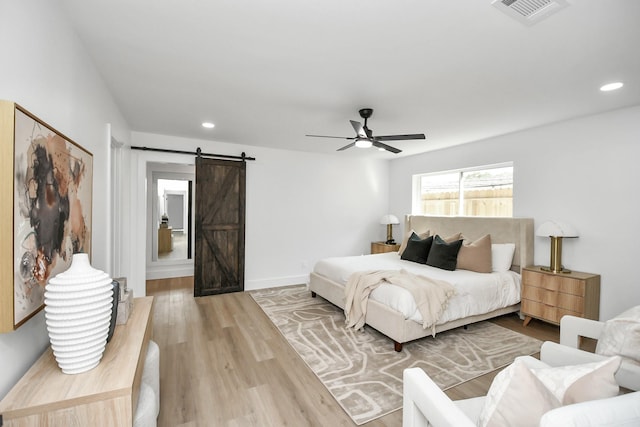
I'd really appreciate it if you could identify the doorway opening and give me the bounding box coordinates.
[157,179,192,261]
[146,162,195,280]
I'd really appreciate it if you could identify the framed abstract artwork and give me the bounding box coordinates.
[0,101,93,332]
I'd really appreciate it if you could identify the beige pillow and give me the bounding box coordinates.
[438,232,462,243]
[398,229,429,256]
[456,234,492,273]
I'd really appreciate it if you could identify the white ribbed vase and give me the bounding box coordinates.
[44,253,113,374]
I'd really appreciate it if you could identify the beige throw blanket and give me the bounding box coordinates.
[344,269,456,336]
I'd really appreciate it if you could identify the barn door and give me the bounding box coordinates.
[194,157,246,296]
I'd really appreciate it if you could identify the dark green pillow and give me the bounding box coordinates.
[400,233,433,264]
[426,235,463,271]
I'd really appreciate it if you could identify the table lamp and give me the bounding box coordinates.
[536,220,578,274]
[380,214,400,244]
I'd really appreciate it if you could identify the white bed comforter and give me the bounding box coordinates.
[313,252,521,325]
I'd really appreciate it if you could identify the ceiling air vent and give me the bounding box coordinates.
[492,0,569,26]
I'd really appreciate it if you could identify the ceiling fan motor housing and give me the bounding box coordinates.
[359,108,373,119]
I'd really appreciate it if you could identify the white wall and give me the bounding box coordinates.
[389,106,640,320]
[0,0,130,399]
[128,132,390,291]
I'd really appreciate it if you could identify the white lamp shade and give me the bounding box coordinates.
[536,220,579,238]
[380,214,400,225]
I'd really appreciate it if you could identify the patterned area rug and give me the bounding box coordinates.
[250,285,542,425]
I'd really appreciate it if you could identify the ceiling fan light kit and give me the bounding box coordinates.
[355,138,372,149]
[305,108,426,154]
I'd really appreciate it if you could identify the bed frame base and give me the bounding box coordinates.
[309,271,520,351]
[309,215,533,351]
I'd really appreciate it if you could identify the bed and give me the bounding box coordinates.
[309,215,534,351]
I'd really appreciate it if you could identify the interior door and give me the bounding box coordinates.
[194,157,246,296]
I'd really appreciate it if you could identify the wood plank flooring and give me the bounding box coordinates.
[146,277,560,426]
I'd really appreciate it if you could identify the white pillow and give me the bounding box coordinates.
[491,243,515,272]
[531,356,621,404]
[477,356,622,427]
[477,357,558,427]
[596,305,640,364]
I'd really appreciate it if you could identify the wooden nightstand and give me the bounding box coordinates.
[371,241,400,254]
[521,266,600,326]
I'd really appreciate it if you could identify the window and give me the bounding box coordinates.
[413,164,513,217]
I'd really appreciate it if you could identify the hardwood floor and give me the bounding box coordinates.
[146,277,560,426]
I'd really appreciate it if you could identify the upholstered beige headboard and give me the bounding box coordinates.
[404,215,534,272]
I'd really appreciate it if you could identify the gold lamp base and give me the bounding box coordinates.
[385,224,395,245]
[540,236,572,274]
[540,266,572,274]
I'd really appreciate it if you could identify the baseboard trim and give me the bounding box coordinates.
[146,264,194,280]
[245,275,309,291]
[145,269,309,290]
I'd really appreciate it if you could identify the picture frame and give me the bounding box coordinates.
[0,101,93,332]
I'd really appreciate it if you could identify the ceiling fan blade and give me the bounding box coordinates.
[350,120,367,138]
[372,141,402,154]
[375,133,426,141]
[337,142,356,151]
[306,134,354,140]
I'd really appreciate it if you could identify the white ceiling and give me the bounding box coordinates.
[59,0,640,158]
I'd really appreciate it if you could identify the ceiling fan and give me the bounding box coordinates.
[306,108,426,154]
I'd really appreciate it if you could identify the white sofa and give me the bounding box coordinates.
[403,341,640,427]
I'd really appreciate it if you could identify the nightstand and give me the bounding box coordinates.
[521,266,600,326]
[371,241,400,254]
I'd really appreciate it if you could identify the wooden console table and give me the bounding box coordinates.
[0,297,154,426]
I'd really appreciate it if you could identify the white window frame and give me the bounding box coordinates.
[412,162,513,216]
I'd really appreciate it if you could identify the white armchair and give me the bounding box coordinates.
[403,358,640,427]
[550,315,640,391]
[403,308,640,426]
[403,366,479,427]
[403,326,640,427]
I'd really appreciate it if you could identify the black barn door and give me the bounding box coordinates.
[194,157,245,296]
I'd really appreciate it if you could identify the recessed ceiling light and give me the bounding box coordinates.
[202,122,215,129]
[600,82,623,92]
